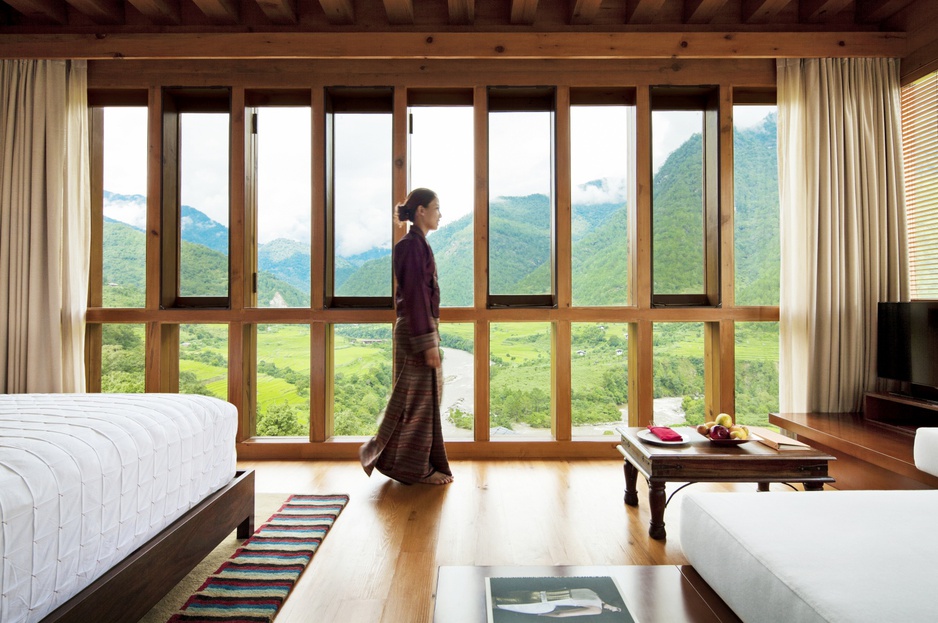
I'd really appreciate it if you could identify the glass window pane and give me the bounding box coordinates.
[256,324,310,437]
[735,322,779,430]
[571,323,628,438]
[100,323,146,393]
[179,113,230,298]
[571,106,632,306]
[489,111,552,296]
[102,107,147,308]
[440,323,474,440]
[410,106,474,307]
[652,322,704,426]
[334,113,393,297]
[652,110,704,295]
[256,107,312,308]
[179,324,228,398]
[490,322,552,439]
[333,324,393,436]
[734,105,779,306]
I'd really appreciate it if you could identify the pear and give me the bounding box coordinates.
[715,413,734,428]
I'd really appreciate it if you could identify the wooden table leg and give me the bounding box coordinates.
[624,460,639,506]
[803,482,824,491]
[648,481,667,540]
[757,482,770,492]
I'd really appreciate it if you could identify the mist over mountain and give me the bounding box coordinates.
[102,116,777,308]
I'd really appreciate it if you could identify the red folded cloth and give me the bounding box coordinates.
[647,426,683,441]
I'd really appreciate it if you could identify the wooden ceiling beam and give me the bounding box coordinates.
[190,0,238,23]
[126,0,180,24]
[684,0,729,24]
[625,0,667,24]
[741,0,791,23]
[317,0,353,24]
[3,0,67,23]
[0,31,906,60]
[800,0,851,22]
[383,0,413,24]
[570,0,602,25]
[65,0,123,23]
[256,0,297,24]
[448,0,474,25]
[856,0,916,23]
[510,0,537,25]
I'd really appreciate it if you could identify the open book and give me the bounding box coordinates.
[750,426,810,450]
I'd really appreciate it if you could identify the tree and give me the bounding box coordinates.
[257,402,305,436]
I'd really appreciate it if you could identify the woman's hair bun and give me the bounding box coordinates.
[396,187,437,222]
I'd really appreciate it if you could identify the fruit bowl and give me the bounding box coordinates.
[706,437,751,446]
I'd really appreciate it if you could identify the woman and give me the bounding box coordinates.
[359,188,454,485]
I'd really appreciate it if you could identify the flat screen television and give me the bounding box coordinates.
[877,301,938,400]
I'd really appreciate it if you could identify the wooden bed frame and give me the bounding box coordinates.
[41,469,255,623]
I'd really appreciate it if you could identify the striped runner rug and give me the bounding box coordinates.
[167,494,349,623]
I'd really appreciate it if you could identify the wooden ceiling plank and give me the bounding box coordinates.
[126,0,180,24]
[448,0,474,25]
[857,0,916,23]
[510,0,538,25]
[800,0,851,22]
[190,0,238,22]
[65,0,123,23]
[3,0,67,23]
[383,0,414,24]
[317,0,353,24]
[626,0,667,24]
[684,0,729,24]
[0,31,906,61]
[741,0,791,23]
[570,0,602,25]
[256,0,297,24]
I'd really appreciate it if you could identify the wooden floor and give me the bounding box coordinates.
[237,459,817,622]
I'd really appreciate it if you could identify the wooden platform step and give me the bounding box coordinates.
[770,412,938,490]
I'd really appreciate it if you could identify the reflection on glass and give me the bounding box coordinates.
[571,323,628,438]
[179,324,228,399]
[179,113,230,298]
[734,105,780,306]
[332,324,393,436]
[652,322,704,426]
[490,322,552,439]
[489,111,552,296]
[439,323,474,440]
[410,106,474,307]
[257,107,312,308]
[571,105,632,306]
[101,323,145,393]
[334,113,393,297]
[102,107,147,308]
[256,324,310,437]
[652,110,703,295]
[735,322,779,429]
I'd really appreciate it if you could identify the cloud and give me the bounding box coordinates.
[572,177,628,205]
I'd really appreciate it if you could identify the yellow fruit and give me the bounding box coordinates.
[730,431,743,439]
[715,413,734,428]
[704,421,717,430]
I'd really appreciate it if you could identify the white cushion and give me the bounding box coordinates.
[680,490,938,623]
[914,427,938,478]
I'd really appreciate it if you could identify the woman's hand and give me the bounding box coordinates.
[424,347,442,368]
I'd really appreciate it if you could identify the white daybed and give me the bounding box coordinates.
[680,427,938,623]
[0,393,254,623]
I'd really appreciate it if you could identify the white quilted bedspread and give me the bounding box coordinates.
[0,393,237,623]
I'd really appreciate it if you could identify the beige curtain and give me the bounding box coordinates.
[0,60,90,393]
[777,58,908,414]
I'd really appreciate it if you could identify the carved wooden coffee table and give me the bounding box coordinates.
[616,426,835,540]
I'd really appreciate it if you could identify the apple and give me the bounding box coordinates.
[696,424,709,436]
[715,413,734,428]
[709,424,730,440]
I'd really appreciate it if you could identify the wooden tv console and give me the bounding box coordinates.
[771,393,938,490]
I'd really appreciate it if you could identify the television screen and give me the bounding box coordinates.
[877,301,938,389]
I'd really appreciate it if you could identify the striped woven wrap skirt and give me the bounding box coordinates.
[359,317,452,484]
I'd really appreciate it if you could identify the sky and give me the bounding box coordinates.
[103,104,774,256]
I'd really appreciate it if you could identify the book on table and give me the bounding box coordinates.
[750,426,810,450]
[484,575,637,622]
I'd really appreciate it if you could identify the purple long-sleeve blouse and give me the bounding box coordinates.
[393,227,440,353]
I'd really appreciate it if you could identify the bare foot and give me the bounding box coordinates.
[418,471,454,485]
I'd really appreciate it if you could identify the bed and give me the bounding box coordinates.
[0,393,255,623]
